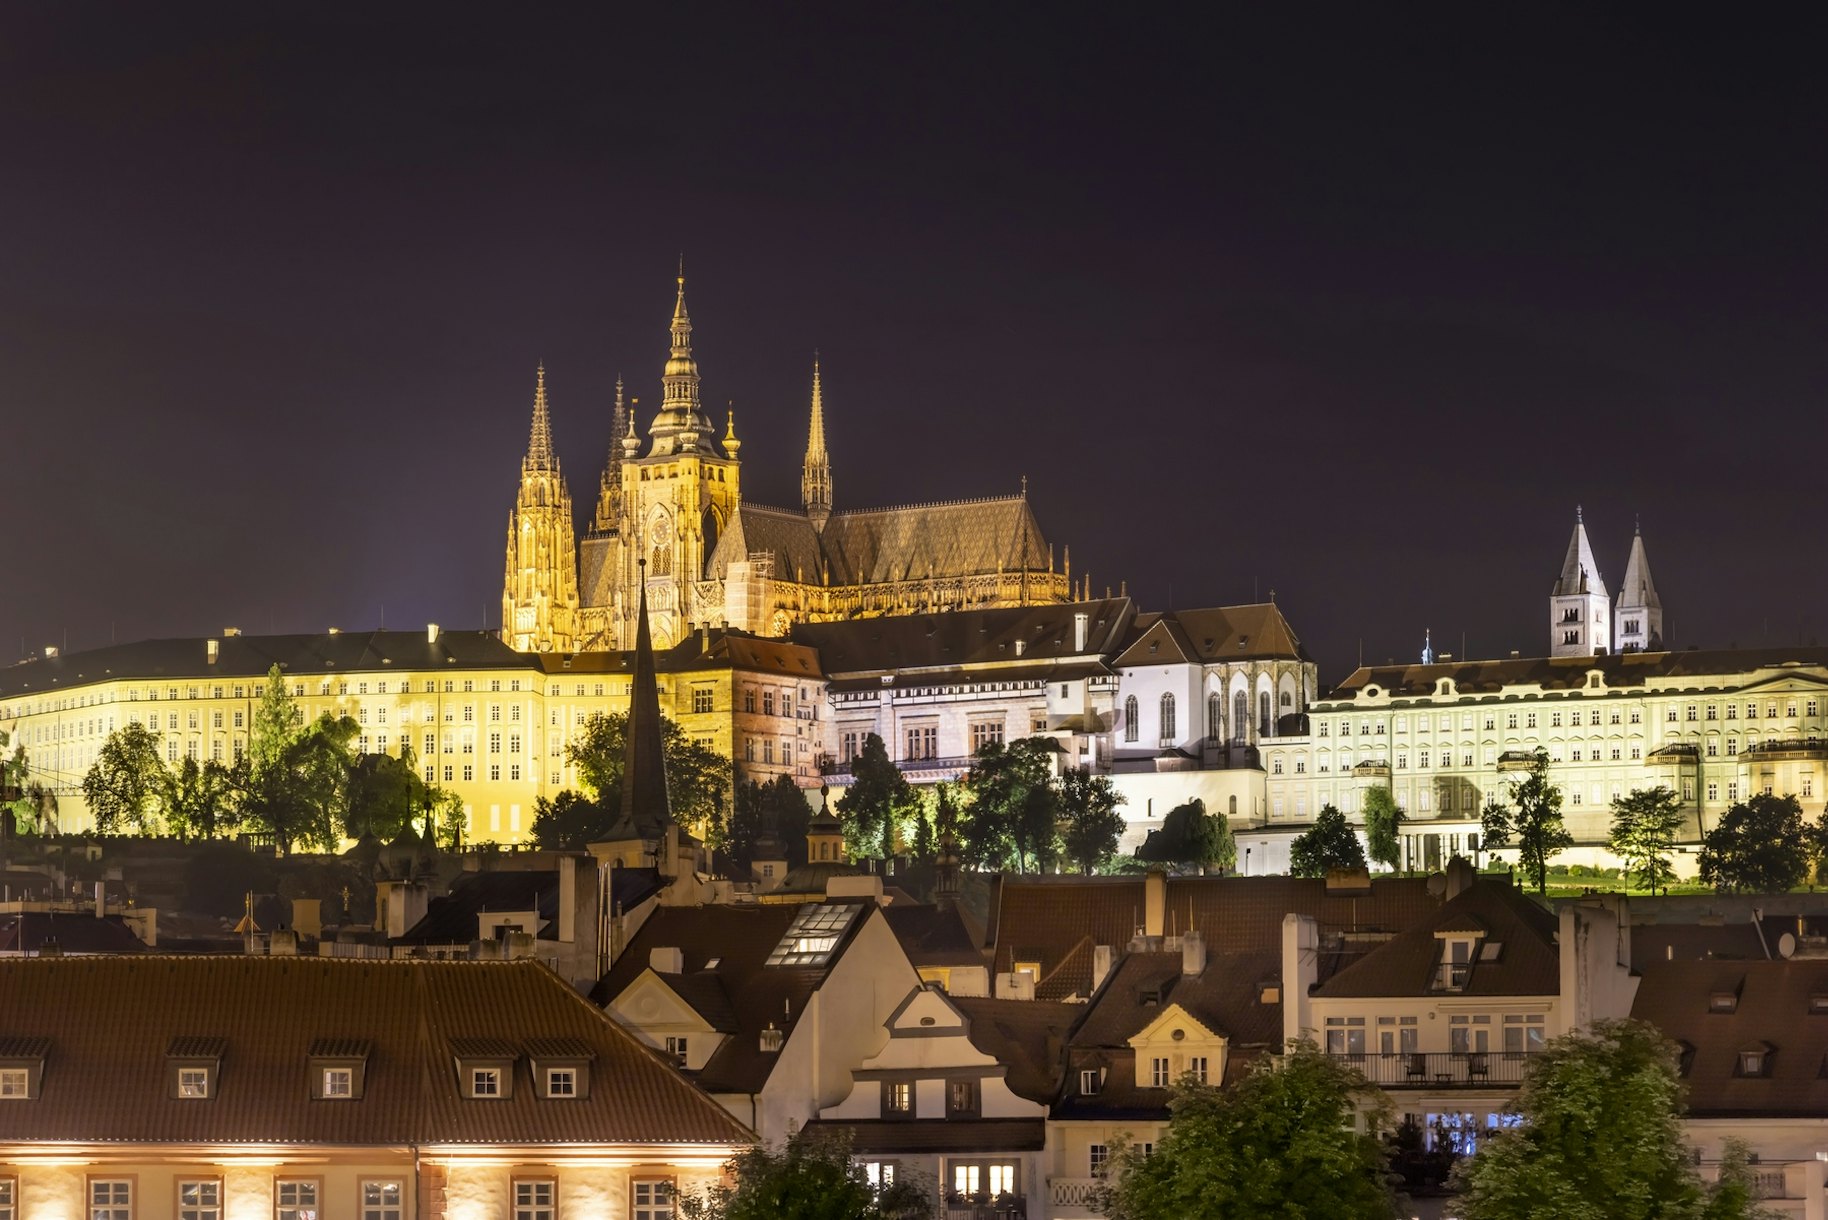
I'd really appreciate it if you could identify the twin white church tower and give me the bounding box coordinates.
[1549,508,1664,658]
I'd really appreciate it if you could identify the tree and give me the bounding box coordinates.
[345,746,431,841]
[960,738,1060,873]
[529,790,615,850]
[1289,805,1366,877]
[1105,1041,1395,1220]
[1480,750,1571,894]
[249,662,302,778]
[1609,786,1686,895]
[240,713,359,853]
[1699,793,1807,894]
[1135,797,1236,873]
[1453,1018,1775,1220]
[564,712,734,844]
[1,731,37,835]
[159,755,243,841]
[678,1125,932,1220]
[723,773,811,868]
[1362,786,1404,872]
[837,733,915,860]
[81,722,168,833]
[1059,765,1126,873]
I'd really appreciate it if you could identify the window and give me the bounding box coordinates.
[692,687,713,714]
[947,1079,977,1115]
[905,725,937,760]
[632,1180,675,1220]
[1124,696,1138,742]
[178,1182,220,1220]
[1159,693,1177,741]
[1079,1067,1102,1095]
[0,1068,26,1098]
[275,1181,319,1220]
[178,1066,211,1098]
[1090,1143,1110,1178]
[513,1181,554,1220]
[360,1181,402,1220]
[1502,1014,1545,1055]
[1150,1056,1170,1087]
[763,689,776,716]
[546,1067,577,1096]
[472,1067,501,1097]
[970,720,1005,752]
[664,1036,690,1067]
[1188,1055,1209,1083]
[1325,1016,1366,1056]
[90,1181,132,1220]
[884,1080,913,1115]
[1738,1049,1768,1077]
[322,1067,354,1098]
[1377,1015,1418,1055]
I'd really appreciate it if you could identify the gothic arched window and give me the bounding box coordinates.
[1160,694,1176,742]
[1259,691,1271,735]
[1124,696,1139,743]
[1208,693,1222,741]
[1234,691,1249,743]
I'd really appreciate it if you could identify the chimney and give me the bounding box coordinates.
[94,881,105,919]
[1014,637,1026,656]
[42,646,57,659]
[650,946,685,974]
[1144,870,1167,938]
[427,623,441,644]
[206,639,220,664]
[1281,913,1320,1045]
[269,927,299,956]
[557,856,576,944]
[1074,611,1089,652]
[327,627,340,636]
[290,896,323,939]
[1091,944,1114,994]
[1182,928,1206,977]
[1445,855,1476,900]
[223,627,242,637]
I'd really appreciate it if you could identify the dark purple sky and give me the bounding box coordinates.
[3,6,1824,682]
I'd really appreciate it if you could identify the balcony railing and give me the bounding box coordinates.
[1329,1051,1536,1087]
[1049,1178,1105,1208]
[1432,963,1473,992]
[940,1198,1026,1220]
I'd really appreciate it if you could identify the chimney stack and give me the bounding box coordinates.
[206,639,220,664]
[1074,612,1089,652]
[1182,928,1206,977]
[427,623,441,644]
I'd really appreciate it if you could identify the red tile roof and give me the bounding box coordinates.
[1311,879,1561,998]
[0,956,751,1146]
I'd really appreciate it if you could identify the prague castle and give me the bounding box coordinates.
[501,271,1074,654]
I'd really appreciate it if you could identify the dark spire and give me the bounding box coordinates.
[618,561,671,833]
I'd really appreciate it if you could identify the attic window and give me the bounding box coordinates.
[527,1038,592,1100]
[1139,985,1162,1007]
[766,903,863,967]
[308,1038,370,1101]
[1710,991,1739,1014]
[1148,642,1158,653]
[1810,994,1828,1015]
[1480,941,1504,963]
[0,1037,50,1101]
[1736,1045,1772,1078]
[167,1036,225,1100]
[451,1037,517,1099]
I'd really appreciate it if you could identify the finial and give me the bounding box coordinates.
[1020,474,1028,499]
[1634,512,1641,535]
[1576,504,1583,524]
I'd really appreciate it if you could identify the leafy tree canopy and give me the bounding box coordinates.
[835,733,915,860]
[1135,797,1236,872]
[960,737,1061,873]
[1699,793,1807,894]
[1059,765,1127,874]
[1362,785,1404,871]
[1481,749,1571,893]
[529,790,615,851]
[723,773,812,869]
[1105,1041,1396,1220]
[679,1126,932,1220]
[239,712,359,854]
[81,722,168,834]
[1609,786,1686,895]
[1289,805,1366,878]
[1453,1019,1775,1220]
[161,755,245,841]
[565,712,733,845]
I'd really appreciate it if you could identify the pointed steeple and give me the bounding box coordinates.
[525,365,556,470]
[1552,506,1608,599]
[802,355,832,530]
[608,375,626,470]
[1614,517,1665,652]
[618,562,672,835]
[650,264,711,453]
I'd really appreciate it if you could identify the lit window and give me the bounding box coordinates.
[472,1067,501,1097]
[765,903,862,967]
[884,1080,913,1114]
[91,1180,132,1220]
[360,1182,402,1220]
[275,1181,318,1220]
[0,1068,27,1099]
[322,1068,353,1098]
[178,1067,211,1098]
[1151,1056,1170,1087]
[512,1181,554,1220]
[632,1179,674,1220]
[178,1181,220,1220]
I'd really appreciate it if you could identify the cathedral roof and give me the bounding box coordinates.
[708,496,1054,589]
[1322,646,1828,702]
[790,598,1134,676]
[1553,510,1608,599]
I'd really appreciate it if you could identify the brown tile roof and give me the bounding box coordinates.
[0,956,750,1146]
[1632,959,1828,1117]
[0,911,148,955]
[986,874,1441,1001]
[1114,603,1312,666]
[1311,879,1560,998]
[948,997,1078,1105]
[1071,949,1283,1051]
[592,901,875,1095]
[1321,647,1828,702]
[883,904,987,970]
[791,599,1134,676]
[804,1116,1047,1153]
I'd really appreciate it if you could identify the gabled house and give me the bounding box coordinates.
[0,956,750,1220]
[594,881,921,1141]
[1632,959,1828,1217]
[810,986,1075,1217]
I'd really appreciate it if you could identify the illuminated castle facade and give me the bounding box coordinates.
[502,272,1074,652]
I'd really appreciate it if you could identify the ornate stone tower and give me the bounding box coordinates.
[801,356,832,532]
[1549,507,1610,658]
[500,366,580,652]
[1613,518,1664,652]
[612,270,742,649]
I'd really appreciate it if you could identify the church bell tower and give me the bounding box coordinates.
[501,366,580,652]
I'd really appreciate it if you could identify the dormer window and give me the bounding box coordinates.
[1079,1067,1104,1095]
[1809,993,1828,1015]
[0,1067,27,1098]
[167,1037,225,1101]
[472,1068,502,1096]
[1736,1044,1773,1078]
[546,1068,576,1097]
[0,1039,48,1101]
[451,1038,517,1099]
[527,1038,592,1099]
[308,1038,370,1101]
[1710,990,1740,1014]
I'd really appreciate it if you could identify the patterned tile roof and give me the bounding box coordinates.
[0,956,751,1146]
[1311,878,1560,998]
[792,598,1134,675]
[1114,603,1312,666]
[1632,959,1828,1116]
[1321,647,1828,702]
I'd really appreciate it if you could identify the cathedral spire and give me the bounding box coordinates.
[1614,517,1664,652]
[525,365,556,470]
[802,355,833,530]
[651,266,710,453]
[619,561,671,833]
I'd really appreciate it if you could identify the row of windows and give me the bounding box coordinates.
[1122,691,1283,744]
[0,1178,677,1220]
[1319,699,1824,737]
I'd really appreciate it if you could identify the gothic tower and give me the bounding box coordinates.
[1549,507,1610,658]
[612,270,743,649]
[501,367,580,652]
[1613,519,1664,652]
[802,356,832,531]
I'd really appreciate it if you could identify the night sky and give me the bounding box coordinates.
[3,7,1824,682]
